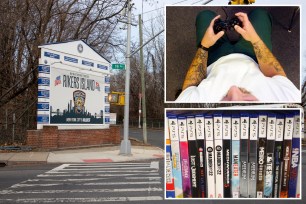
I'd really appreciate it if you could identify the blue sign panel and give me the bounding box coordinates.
[44,51,60,59]
[38,65,50,74]
[105,106,110,114]
[38,89,50,98]
[37,115,50,123]
[82,60,94,67]
[37,102,49,111]
[38,77,50,86]
[105,86,110,93]
[97,64,108,70]
[105,76,110,84]
[64,56,78,63]
[105,117,110,124]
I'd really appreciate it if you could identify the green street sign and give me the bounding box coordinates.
[112,64,125,70]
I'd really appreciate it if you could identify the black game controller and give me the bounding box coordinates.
[213,17,242,34]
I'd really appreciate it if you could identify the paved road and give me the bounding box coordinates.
[122,127,164,148]
[0,160,163,203]
[0,152,305,203]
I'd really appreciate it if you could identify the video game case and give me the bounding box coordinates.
[165,113,175,198]
[240,112,249,198]
[168,114,183,198]
[213,113,223,198]
[272,114,285,198]
[264,113,276,198]
[204,114,215,198]
[288,111,300,198]
[280,113,294,198]
[296,161,301,198]
[195,113,206,198]
[248,113,258,198]
[222,114,231,198]
[177,116,192,198]
[231,114,240,198]
[186,115,200,197]
[256,112,267,198]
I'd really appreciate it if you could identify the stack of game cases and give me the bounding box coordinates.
[165,110,301,199]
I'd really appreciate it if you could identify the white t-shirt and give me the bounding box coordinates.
[176,54,300,102]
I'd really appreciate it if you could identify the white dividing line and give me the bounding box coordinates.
[0,187,163,195]
[26,177,161,183]
[26,178,109,182]
[11,183,61,188]
[10,181,161,188]
[51,167,156,170]
[37,173,160,177]
[0,196,163,203]
[68,163,151,166]
[47,170,158,174]
[81,181,161,186]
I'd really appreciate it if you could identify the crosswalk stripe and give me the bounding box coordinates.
[2,161,162,202]
[0,196,163,203]
[47,170,158,173]
[37,173,160,177]
[0,187,163,194]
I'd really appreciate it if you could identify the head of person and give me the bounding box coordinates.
[221,85,258,101]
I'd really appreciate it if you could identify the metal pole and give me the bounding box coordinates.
[138,93,141,129]
[138,14,147,144]
[12,113,15,143]
[120,0,131,155]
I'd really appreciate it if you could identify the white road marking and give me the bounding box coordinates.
[47,170,157,174]
[0,196,163,203]
[37,173,159,177]
[10,181,161,188]
[0,187,163,194]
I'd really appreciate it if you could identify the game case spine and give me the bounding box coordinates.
[248,113,258,198]
[213,113,223,198]
[195,114,206,198]
[168,115,183,198]
[272,114,284,198]
[166,114,175,198]
[222,114,231,198]
[296,161,301,198]
[186,115,200,197]
[231,114,240,198]
[264,113,276,198]
[288,112,300,198]
[205,114,215,198]
[256,113,267,198]
[240,112,249,198]
[178,116,192,198]
[280,114,294,198]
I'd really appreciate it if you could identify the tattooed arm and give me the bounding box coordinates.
[234,12,286,77]
[182,48,208,90]
[182,15,224,91]
[252,39,286,77]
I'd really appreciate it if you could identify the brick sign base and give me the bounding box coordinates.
[27,125,120,150]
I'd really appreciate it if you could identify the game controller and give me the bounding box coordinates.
[213,17,242,34]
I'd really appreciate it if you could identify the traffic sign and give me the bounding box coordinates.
[112,64,125,70]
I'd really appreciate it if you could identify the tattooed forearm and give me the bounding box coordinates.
[252,40,286,77]
[182,48,208,90]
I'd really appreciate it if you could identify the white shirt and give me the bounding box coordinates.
[176,54,300,103]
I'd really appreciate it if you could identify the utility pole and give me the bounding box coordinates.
[138,14,147,144]
[120,0,132,155]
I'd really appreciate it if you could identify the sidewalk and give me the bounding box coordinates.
[0,145,164,166]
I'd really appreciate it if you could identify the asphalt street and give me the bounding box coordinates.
[0,160,163,203]
[123,127,164,148]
